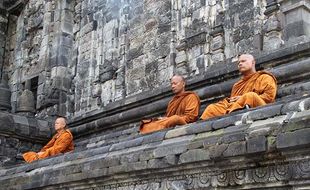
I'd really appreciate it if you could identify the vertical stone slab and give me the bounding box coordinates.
[279,0,310,42]
[0,73,12,111]
[0,7,8,79]
[263,0,283,51]
[48,0,74,117]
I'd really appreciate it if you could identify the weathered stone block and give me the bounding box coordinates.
[209,144,228,159]
[121,152,140,164]
[212,114,242,130]
[244,104,282,122]
[277,128,310,149]
[139,150,154,161]
[87,145,111,156]
[281,100,302,113]
[195,129,224,141]
[175,51,187,64]
[153,143,187,158]
[223,141,246,157]
[247,136,267,154]
[101,157,120,167]
[221,132,245,144]
[125,161,148,172]
[263,14,281,32]
[263,31,283,51]
[211,35,224,51]
[164,154,178,165]
[179,149,210,164]
[108,165,126,175]
[284,110,310,132]
[185,121,213,135]
[0,113,14,132]
[148,158,169,169]
[12,115,28,126]
[211,52,225,63]
[165,127,187,139]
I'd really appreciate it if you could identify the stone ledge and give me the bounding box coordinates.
[74,96,310,151]
[69,57,310,139]
[1,97,310,189]
[0,111,52,142]
[69,42,310,131]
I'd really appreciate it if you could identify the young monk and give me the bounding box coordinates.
[200,54,277,120]
[23,117,74,163]
[140,75,200,134]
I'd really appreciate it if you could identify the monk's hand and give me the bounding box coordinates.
[157,116,167,120]
[229,96,240,102]
[37,152,44,156]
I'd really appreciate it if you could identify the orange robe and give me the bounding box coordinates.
[140,91,200,134]
[23,129,74,163]
[200,71,277,120]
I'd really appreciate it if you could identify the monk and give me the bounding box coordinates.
[200,54,277,120]
[140,75,200,134]
[23,117,74,163]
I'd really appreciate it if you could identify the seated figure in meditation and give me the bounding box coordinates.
[140,75,200,134]
[200,54,277,120]
[23,117,74,163]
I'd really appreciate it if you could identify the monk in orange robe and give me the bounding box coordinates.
[200,54,277,120]
[140,75,200,134]
[23,117,74,163]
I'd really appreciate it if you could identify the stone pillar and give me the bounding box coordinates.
[279,0,310,43]
[48,0,74,116]
[263,0,283,51]
[115,1,129,100]
[210,12,225,65]
[16,80,35,116]
[0,7,8,80]
[0,74,12,111]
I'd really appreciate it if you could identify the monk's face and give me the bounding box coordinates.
[171,76,185,95]
[54,118,66,131]
[238,54,255,74]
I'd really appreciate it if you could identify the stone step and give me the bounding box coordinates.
[1,96,310,189]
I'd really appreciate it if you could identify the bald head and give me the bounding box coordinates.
[54,117,67,132]
[240,54,255,61]
[171,75,186,95]
[171,75,185,82]
[238,54,256,76]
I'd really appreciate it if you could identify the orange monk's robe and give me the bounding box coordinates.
[200,71,277,120]
[23,129,74,163]
[140,91,200,134]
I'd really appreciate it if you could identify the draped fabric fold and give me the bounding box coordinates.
[200,71,277,120]
[140,91,200,134]
[23,129,74,163]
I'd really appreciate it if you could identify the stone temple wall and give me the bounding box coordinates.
[0,0,310,189]
[2,0,309,121]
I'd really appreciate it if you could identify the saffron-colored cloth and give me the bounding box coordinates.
[23,129,74,163]
[140,91,200,134]
[200,71,277,120]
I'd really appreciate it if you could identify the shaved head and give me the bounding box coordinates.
[238,54,256,76]
[239,54,255,61]
[54,117,67,131]
[171,75,185,83]
[57,117,67,125]
[171,75,186,95]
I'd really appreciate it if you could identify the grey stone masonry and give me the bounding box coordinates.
[1,96,310,189]
[1,0,309,120]
[0,0,310,189]
[69,42,310,141]
[0,6,8,80]
[0,111,52,167]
